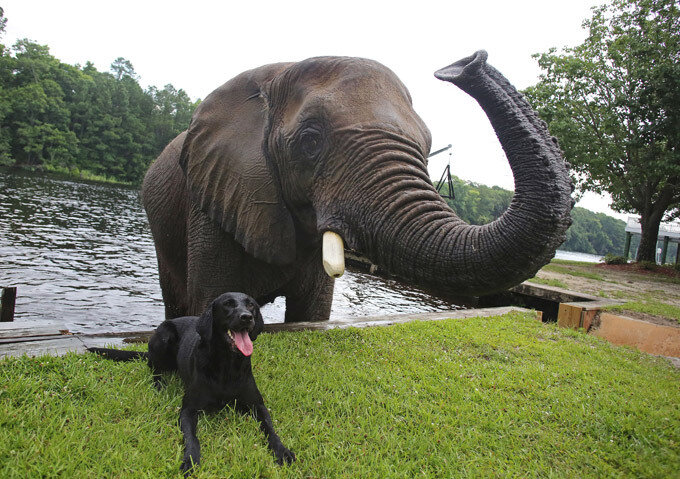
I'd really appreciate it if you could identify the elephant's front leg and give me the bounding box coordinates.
[283,251,334,322]
[186,203,294,315]
[186,204,250,314]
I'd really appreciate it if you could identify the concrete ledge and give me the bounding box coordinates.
[0,321,65,340]
[1,307,535,359]
[591,312,680,358]
[264,306,534,333]
[0,336,86,358]
[512,282,602,303]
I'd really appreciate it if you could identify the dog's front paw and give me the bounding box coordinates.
[274,446,296,465]
[180,456,199,477]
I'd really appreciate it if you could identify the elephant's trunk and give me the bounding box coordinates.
[324,51,573,296]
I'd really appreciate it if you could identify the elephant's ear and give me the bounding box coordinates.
[179,63,296,265]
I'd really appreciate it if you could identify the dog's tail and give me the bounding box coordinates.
[87,347,149,362]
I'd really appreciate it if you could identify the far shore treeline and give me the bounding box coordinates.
[0,9,640,258]
[0,13,199,184]
[434,178,650,258]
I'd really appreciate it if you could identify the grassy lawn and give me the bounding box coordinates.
[2,312,679,478]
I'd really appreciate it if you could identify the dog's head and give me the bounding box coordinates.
[197,292,264,356]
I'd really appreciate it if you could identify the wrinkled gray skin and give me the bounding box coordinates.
[142,51,573,322]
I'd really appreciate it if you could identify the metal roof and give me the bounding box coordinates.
[625,216,680,241]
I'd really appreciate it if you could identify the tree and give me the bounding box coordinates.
[0,7,11,163]
[110,57,138,81]
[524,0,680,262]
[0,7,7,37]
[1,40,78,168]
[0,12,199,183]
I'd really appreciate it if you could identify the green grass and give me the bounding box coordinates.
[550,258,597,267]
[43,164,134,186]
[597,290,629,299]
[2,312,679,478]
[605,301,680,324]
[527,277,569,288]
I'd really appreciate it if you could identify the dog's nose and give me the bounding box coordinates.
[240,312,253,322]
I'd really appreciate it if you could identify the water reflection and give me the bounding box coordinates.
[1,170,462,334]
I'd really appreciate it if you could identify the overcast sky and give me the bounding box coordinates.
[3,0,627,220]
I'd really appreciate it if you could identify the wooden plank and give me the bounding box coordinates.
[1,287,17,322]
[0,336,86,358]
[0,335,71,345]
[582,310,598,332]
[557,303,583,329]
[0,321,64,340]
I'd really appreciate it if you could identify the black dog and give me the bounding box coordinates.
[88,292,295,476]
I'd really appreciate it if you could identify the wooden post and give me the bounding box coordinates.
[660,236,669,264]
[557,303,583,329]
[623,232,632,259]
[1,287,17,322]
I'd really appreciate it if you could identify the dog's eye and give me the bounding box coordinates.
[225,299,236,308]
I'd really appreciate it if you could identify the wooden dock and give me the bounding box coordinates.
[0,321,88,358]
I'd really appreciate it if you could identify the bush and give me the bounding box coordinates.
[604,254,628,265]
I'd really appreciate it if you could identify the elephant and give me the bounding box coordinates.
[141,51,573,322]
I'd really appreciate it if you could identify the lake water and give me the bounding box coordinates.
[1,170,461,334]
[1,170,602,334]
[554,250,603,263]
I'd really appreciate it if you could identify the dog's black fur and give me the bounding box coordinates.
[88,292,294,476]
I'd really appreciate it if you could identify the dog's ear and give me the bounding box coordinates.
[249,303,264,341]
[196,303,216,343]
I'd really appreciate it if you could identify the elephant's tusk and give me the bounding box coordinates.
[322,231,345,278]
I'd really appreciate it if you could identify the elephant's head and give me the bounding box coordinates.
[180,52,573,296]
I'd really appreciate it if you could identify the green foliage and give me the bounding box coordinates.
[563,207,627,255]
[0,8,7,37]
[523,0,680,261]
[438,175,626,256]
[604,253,629,265]
[438,175,512,225]
[2,313,680,477]
[0,31,199,183]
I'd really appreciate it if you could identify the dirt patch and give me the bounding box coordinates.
[535,263,680,310]
[596,263,680,279]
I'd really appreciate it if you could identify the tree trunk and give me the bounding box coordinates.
[636,210,663,262]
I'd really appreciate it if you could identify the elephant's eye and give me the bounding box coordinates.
[298,129,323,158]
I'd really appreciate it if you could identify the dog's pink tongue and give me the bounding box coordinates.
[233,331,253,356]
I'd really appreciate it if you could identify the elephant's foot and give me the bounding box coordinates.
[283,298,332,323]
